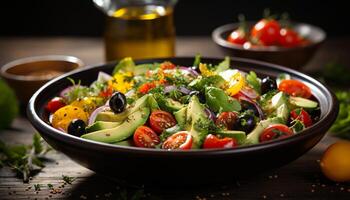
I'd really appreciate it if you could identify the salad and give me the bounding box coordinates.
[46,56,319,150]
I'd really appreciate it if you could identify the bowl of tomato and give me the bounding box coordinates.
[27,57,337,185]
[212,18,326,69]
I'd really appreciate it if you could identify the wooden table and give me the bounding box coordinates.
[1,37,350,200]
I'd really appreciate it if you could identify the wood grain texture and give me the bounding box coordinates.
[1,37,350,200]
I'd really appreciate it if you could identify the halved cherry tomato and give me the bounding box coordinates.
[278,79,312,98]
[227,29,247,45]
[138,82,156,94]
[160,61,176,70]
[149,110,177,134]
[203,134,238,149]
[162,131,193,150]
[46,97,66,113]
[259,124,293,142]
[251,19,281,46]
[133,126,160,148]
[215,112,238,130]
[279,28,302,47]
[290,108,313,127]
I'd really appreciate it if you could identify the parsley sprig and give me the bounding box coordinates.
[0,133,51,182]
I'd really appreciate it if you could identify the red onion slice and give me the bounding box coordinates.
[164,85,177,93]
[59,85,78,98]
[241,86,259,99]
[179,66,199,77]
[205,107,216,121]
[178,86,191,95]
[238,95,265,120]
[88,105,110,125]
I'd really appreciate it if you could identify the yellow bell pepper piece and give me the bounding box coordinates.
[199,63,216,77]
[226,72,245,96]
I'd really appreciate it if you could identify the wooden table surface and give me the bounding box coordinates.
[0,37,350,200]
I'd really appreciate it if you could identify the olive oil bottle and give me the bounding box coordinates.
[104,5,175,61]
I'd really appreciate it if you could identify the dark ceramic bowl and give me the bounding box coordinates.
[212,23,326,69]
[27,57,337,185]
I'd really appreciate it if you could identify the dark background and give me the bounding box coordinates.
[0,0,348,37]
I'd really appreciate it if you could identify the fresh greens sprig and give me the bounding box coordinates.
[0,133,51,183]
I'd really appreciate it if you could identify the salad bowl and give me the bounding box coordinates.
[27,57,338,184]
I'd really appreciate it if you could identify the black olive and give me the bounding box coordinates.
[189,90,205,103]
[261,77,277,94]
[237,112,256,134]
[241,100,259,117]
[67,119,86,137]
[109,92,127,113]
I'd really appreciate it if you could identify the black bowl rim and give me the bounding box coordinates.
[212,22,327,52]
[27,56,338,157]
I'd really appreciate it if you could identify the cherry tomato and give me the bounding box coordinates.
[149,110,177,134]
[203,134,238,149]
[251,19,281,46]
[278,79,312,98]
[227,29,247,45]
[138,82,156,94]
[279,28,302,47]
[46,97,66,113]
[290,108,313,127]
[215,112,238,130]
[160,61,176,70]
[162,131,193,150]
[133,126,160,148]
[259,124,293,142]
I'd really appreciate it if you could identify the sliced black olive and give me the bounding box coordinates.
[237,112,256,134]
[261,77,277,94]
[67,119,86,137]
[241,100,259,117]
[109,92,127,113]
[189,90,205,103]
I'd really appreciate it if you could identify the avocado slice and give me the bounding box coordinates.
[289,96,318,109]
[165,98,184,112]
[81,107,150,143]
[86,121,122,133]
[245,117,285,145]
[262,91,288,113]
[186,96,209,148]
[174,107,187,129]
[95,94,154,122]
[216,130,247,144]
[276,104,290,123]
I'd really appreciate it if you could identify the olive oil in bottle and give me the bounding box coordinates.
[104,5,175,61]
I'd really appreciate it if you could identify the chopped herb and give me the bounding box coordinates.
[0,133,51,182]
[62,175,76,184]
[34,184,41,191]
[47,183,54,190]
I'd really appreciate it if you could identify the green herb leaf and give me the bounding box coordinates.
[0,133,51,183]
[246,71,261,94]
[205,87,241,113]
[214,56,230,73]
[193,54,201,67]
[62,175,76,184]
